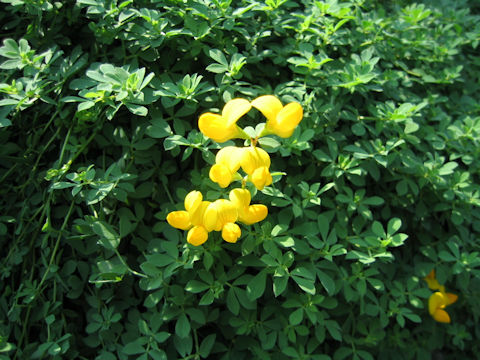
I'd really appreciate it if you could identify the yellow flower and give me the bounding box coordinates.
[241,146,272,190]
[251,95,303,138]
[166,190,211,246]
[229,188,268,225]
[423,269,446,293]
[203,199,241,243]
[428,291,458,323]
[209,146,244,188]
[198,98,251,143]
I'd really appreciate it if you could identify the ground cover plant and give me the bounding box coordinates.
[1,0,480,358]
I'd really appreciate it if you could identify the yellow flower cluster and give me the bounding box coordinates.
[167,95,303,246]
[167,189,267,246]
[209,146,272,190]
[423,270,458,323]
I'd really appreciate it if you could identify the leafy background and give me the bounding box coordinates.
[1,0,480,359]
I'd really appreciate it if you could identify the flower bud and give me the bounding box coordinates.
[222,222,241,243]
[166,211,191,230]
[187,226,208,246]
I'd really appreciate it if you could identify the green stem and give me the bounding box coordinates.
[36,199,75,292]
[113,248,147,278]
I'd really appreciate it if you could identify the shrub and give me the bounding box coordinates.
[1,0,480,359]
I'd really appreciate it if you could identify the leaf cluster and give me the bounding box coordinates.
[1,0,480,359]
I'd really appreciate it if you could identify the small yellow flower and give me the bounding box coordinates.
[428,291,458,323]
[198,98,251,143]
[166,190,211,246]
[423,269,446,293]
[203,199,241,243]
[241,146,272,190]
[229,188,268,225]
[209,146,244,188]
[251,95,303,138]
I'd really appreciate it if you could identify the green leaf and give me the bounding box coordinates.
[147,253,175,267]
[92,220,120,250]
[289,308,304,326]
[438,250,456,262]
[226,287,240,315]
[371,221,385,238]
[246,270,267,301]
[292,275,316,295]
[291,266,315,280]
[403,312,421,323]
[206,63,228,73]
[199,334,216,358]
[209,49,228,65]
[387,218,402,235]
[146,118,172,138]
[438,161,458,176]
[273,276,288,297]
[185,280,210,293]
[122,338,147,355]
[363,196,384,206]
[258,136,281,150]
[199,289,215,305]
[154,332,170,343]
[175,314,190,338]
[317,214,329,241]
[317,270,335,295]
[325,320,342,341]
[125,103,148,116]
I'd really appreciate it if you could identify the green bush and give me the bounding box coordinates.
[1,0,480,359]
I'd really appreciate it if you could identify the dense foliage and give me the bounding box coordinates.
[1,0,480,359]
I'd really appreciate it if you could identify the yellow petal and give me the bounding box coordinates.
[198,113,240,143]
[251,166,272,190]
[240,148,257,175]
[424,278,443,291]
[251,95,283,123]
[209,164,233,188]
[217,199,238,224]
[433,309,451,323]
[216,146,244,173]
[428,292,447,315]
[198,113,223,138]
[270,102,303,138]
[424,269,436,281]
[241,147,271,175]
[256,147,271,167]
[204,200,238,232]
[423,269,444,291]
[190,201,210,226]
[222,98,251,127]
[240,204,268,225]
[446,293,458,305]
[187,226,208,246]
[222,222,241,243]
[184,191,202,212]
[229,188,251,208]
[203,203,221,232]
[166,211,191,230]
